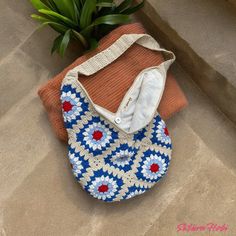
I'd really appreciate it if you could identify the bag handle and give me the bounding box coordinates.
[66,34,175,78]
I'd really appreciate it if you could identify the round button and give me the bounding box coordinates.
[115,117,121,124]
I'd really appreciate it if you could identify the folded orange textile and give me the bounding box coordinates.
[38,23,188,142]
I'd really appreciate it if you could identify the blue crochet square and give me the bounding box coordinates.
[150,115,172,149]
[123,185,149,200]
[104,143,139,172]
[76,116,119,156]
[135,149,170,183]
[61,84,89,129]
[133,128,147,142]
[68,146,90,182]
[84,169,124,202]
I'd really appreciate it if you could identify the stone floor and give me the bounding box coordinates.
[139,0,236,123]
[0,1,236,235]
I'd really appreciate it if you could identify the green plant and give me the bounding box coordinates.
[30,0,145,56]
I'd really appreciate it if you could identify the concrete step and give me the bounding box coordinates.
[137,0,236,123]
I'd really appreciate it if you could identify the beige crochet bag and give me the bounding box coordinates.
[60,33,175,202]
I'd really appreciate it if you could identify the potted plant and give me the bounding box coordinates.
[30,0,144,56]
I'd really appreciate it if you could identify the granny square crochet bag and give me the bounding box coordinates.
[60,33,175,202]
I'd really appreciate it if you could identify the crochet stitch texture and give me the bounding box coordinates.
[61,82,172,202]
[61,33,175,202]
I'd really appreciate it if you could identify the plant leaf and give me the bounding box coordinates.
[80,0,97,29]
[115,0,132,12]
[30,0,49,10]
[96,2,115,8]
[81,14,130,36]
[97,0,113,2]
[79,0,86,5]
[59,29,71,56]
[92,14,131,26]
[31,14,51,23]
[74,0,81,11]
[41,0,59,11]
[51,0,76,21]
[74,0,87,13]
[122,0,145,14]
[30,0,144,58]
[72,0,80,24]
[88,38,98,51]
[72,30,88,48]
[51,34,63,54]
[96,0,116,15]
[38,9,77,28]
[32,14,66,31]
[42,21,69,33]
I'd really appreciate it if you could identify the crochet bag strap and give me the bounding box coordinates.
[66,34,175,79]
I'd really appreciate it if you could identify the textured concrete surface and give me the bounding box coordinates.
[138,0,236,123]
[0,1,236,236]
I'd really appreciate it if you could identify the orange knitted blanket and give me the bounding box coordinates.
[38,23,188,142]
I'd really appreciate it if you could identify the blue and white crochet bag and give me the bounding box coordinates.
[60,34,175,202]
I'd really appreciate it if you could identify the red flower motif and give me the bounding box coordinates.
[150,163,159,173]
[98,184,109,193]
[62,101,73,112]
[92,130,103,141]
[164,127,169,136]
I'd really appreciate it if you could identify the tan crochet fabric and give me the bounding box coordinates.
[61,80,172,202]
[38,23,188,142]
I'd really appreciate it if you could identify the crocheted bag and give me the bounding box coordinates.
[60,33,175,202]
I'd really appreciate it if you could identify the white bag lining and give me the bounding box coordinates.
[94,68,164,133]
